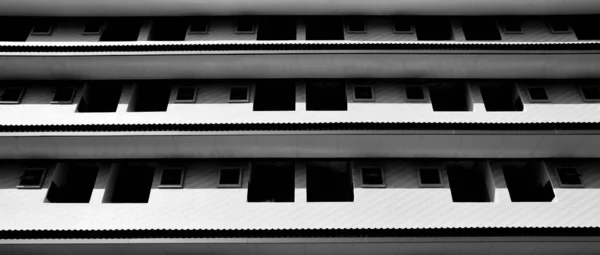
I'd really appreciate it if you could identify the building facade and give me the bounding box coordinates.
[0,1,600,254]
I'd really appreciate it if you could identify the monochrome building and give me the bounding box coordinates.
[0,0,599,254]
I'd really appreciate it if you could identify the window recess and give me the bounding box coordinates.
[253,80,295,111]
[306,16,344,40]
[0,17,34,41]
[429,83,471,111]
[360,167,385,188]
[306,80,347,111]
[218,167,243,188]
[228,86,250,103]
[345,17,366,33]
[447,161,494,202]
[236,17,257,34]
[45,163,98,203]
[502,161,555,202]
[128,82,170,112]
[555,167,584,188]
[17,168,47,189]
[405,86,426,101]
[307,161,354,202]
[51,87,76,104]
[392,17,414,34]
[149,18,188,41]
[30,20,54,35]
[480,83,523,111]
[414,17,453,41]
[353,85,374,102]
[188,18,209,34]
[174,86,197,103]
[579,86,600,102]
[499,19,523,34]
[418,167,444,188]
[548,19,572,34]
[76,82,122,113]
[526,86,551,102]
[461,17,501,40]
[257,16,296,40]
[83,19,105,35]
[247,161,295,202]
[571,16,600,40]
[102,164,155,203]
[99,18,142,41]
[158,167,185,188]
[0,87,25,104]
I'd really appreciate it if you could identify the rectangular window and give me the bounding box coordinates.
[353,85,374,102]
[306,80,347,111]
[307,161,354,202]
[555,167,584,188]
[526,86,551,102]
[429,83,470,111]
[253,80,296,111]
[405,86,426,101]
[188,18,209,34]
[83,19,105,35]
[480,83,523,111]
[579,86,600,101]
[218,167,243,188]
[158,167,185,188]
[360,167,385,188]
[128,82,171,112]
[174,86,197,103]
[102,164,155,203]
[257,16,296,40]
[51,87,76,104]
[499,19,523,34]
[306,16,344,40]
[0,87,25,104]
[418,167,444,187]
[447,163,493,202]
[248,161,295,202]
[461,17,501,40]
[77,82,122,112]
[17,168,47,189]
[149,18,188,41]
[228,86,250,103]
[45,163,98,203]
[415,17,453,41]
[30,21,54,35]
[345,17,366,33]
[548,20,572,34]
[99,18,142,41]
[236,17,257,33]
[392,17,414,33]
[502,162,555,202]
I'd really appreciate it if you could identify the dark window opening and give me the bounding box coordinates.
[229,86,250,102]
[361,167,385,187]
[306,80,347,111]
[189,18,209,33]
[129,82,170,112]
[480,83,523,111]
[31,20,53,35]
[415,17,453,40]
[0,88,24,103]
[527,87,549,101]
[0,17,33,41]
[248,161,295,202]
[580,86,600,100]
[253,80,296,111]
[393,17,413,33]
[353,86,374,101]
[76,82,122,113]
[237,17,257,33]
[257,16,296,40]
[419,168,442,186]
[46,164,98,203]
[175,86,197,103]
[429,83,470,111]
[502,162,555,202]
[462,17,501,40]
[447,163,492,202]
[84,19,104,34]
[500,19,522,33]
[548,20,571,33]
[51,87,76,104]
[99,18,142,41]
[307,161,354,202]
[218,168,242,187]
[405,86,425,101]
[572,16,600,40]
[306,16,344,40]
[346,17,366,33]
[149,18,188,41]
[103,165,155,203]
[17,168,47,188]
[159,168,185,188]
[556,167,583,186]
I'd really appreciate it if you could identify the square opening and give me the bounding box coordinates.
[51,87,76,104]
[248,161,295,202]
[345,17,366,33]
[415,17,453,40]
[502,162,555,202]
[253,80,296,111]
[393,17,414,33]
[45,163,98,203]
[257,16,296,40]
[555,167,583,187]
[579,86,600,101]
[0,17,35,41]
[236,17,257,33]
[418,167,443,187]
[159,167,185,188]
[306,80,347,111]
[499,19,523,34]
[128,82,171,112]
[572,16,600,40]
[77,82,122,113]
[31,21,54,35]
[527,86,550,102]
[361,167,385,188]
[218,167,242,188]
[306,16,345,40]
[83,19,105,35]
[548,19,572,34]
[17,168,47,189]
[429,83,470,111]
[229,86,250,103]
[480,83,523,111]
[150,18,188,41]
[0,88,25,104]
[188,18,209,34]
[353,86,374,102]
[99,18,142,41]
[405,86,426,101]
[103,164,155,203]
[174,86,197,103]
[447,162,493,202]
[307,161,354,202]
[461,17,501,40]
